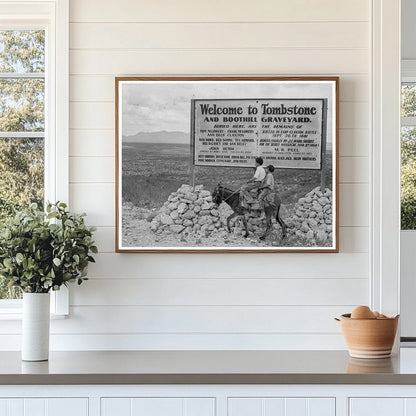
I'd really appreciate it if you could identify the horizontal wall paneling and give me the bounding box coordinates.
[70,22,368,50]
[70,49,368,76]
[70,278,368,306]
[86,252,369,279]
[69,0,369,23]
[56,0,373,350]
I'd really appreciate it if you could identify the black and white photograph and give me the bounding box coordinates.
[116,77,338,252]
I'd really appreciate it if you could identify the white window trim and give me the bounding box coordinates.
[0,0,69,317]
[371,0,401,326]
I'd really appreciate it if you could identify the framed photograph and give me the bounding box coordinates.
[115,76,339,252]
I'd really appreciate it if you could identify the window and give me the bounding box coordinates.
[0,0,69,314]
[0,29,45,300]
[401,64,416,230]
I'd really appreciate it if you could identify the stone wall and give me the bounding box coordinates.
[149,184,222,238]
[286,186,333,245]
[149,184,332,245]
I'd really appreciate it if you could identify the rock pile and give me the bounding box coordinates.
[149,184,222,237]
[286,186,333,245]
[149,184,286,240]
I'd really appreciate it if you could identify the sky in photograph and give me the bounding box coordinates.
[121,80,335,140]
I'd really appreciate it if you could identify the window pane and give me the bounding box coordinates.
[0,30,45,301]
[0,284,22,300]
[0,30,45,73]
[401,127,416,230]
[0,78,44,131]
[0,138,44,300]
[401,127,416,163]
[0,137,44,216]
[402,83,416,117]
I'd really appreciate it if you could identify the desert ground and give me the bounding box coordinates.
[121,142,333,249]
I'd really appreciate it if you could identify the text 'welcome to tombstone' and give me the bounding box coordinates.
[192,98,327,169]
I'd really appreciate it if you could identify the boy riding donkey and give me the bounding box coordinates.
[212,157,286,240]
[240,157,276,211]
[240,157,266,208]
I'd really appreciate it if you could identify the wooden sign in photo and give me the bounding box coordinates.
[115,76,339,253]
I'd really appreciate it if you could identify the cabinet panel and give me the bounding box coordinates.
[132,398,183,416]
[101,398,215,416]
[228,398,335,416]
[285,398,306,416]
[185,398,215,416]
[350,398,404,416]
[228,398,262,416]
[101,398,131,416]
[48,398,88,416]
[24,399,45,416]
[405,398,416,414]
[0,399,25,416]
[0,400,6,416]
[309,398,336,416]
[351,398,416,416]
[6,400,23,416]
[264,398,285,416]
[0,398,87,416]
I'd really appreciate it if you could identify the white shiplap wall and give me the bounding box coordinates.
[52,0,370,350]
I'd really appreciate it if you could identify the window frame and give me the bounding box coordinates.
[0,0,69,317]
[371,0,401,322]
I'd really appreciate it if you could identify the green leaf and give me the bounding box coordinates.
[0,196,95,293]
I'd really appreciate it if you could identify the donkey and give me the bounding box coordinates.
[212,184,287,240]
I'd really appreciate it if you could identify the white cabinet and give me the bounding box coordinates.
[0,398,88,416]
[101,397,215,416]
[5,385,416,416]
[350,398,416,416]
[228,398,335,416]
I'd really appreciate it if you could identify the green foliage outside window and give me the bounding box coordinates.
[401,83,416,230]
[0,30,45,298]
[401,156,416,230]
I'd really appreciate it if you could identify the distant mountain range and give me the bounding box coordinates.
[123,130,333,150]
[123,131,189,144]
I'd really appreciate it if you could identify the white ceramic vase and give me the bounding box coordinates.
[22,292,50,361]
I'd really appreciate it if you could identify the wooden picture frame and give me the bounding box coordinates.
[115,76,339,253]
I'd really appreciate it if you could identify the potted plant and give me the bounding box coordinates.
[0,202,97,361]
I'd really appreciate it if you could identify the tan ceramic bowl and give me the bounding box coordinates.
[337,313,399,359]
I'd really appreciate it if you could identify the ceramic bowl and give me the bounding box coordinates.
[337,313,399,359]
